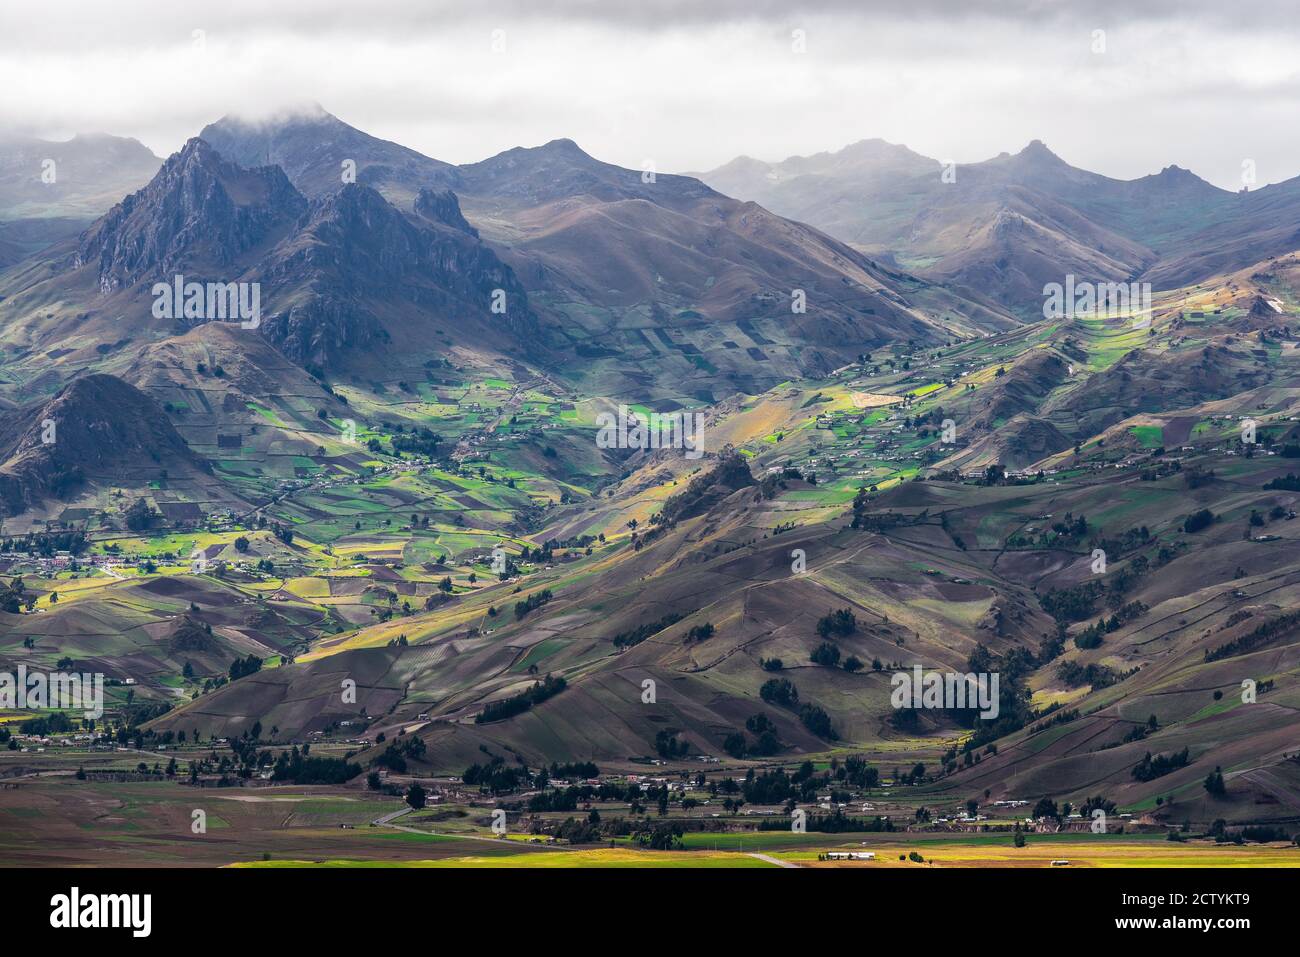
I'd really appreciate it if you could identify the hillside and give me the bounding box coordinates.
[0,373,208,515]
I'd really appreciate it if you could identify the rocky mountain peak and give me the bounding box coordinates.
[76,138,306,292]
[413,186,478,237]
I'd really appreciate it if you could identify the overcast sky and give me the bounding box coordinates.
[3,0,1299,189]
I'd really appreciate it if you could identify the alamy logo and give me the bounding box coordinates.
[50,887,151,937]
[152,274,261,329]
[0,665,103,719]
[890,665,999,719]
[596,405,704,459]
[1042,274,1151,320]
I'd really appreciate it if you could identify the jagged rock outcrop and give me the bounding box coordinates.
[259,183,536,366]
[76,138,306,293]
[413,187,478,237]
[67,136,539,369]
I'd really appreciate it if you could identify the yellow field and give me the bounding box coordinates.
[298,600,491,660]
[231,840,1300,868]
[31,572,118,608]
[790,840,1300,868]
[281,576,331,599]
[234,848,773,868]
[334,541,404,559]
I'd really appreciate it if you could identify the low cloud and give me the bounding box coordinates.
[2,0,1299,188]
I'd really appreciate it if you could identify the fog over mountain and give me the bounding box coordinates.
[5,0,1300,189]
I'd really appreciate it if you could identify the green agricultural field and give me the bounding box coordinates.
[1130,425,1164,448]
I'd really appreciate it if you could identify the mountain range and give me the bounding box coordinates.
[698,138,1300,315]
[4,106,1300,854]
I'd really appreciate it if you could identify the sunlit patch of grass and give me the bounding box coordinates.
[1130,425,1163,448]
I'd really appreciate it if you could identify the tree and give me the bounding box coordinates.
[1203,766,1226,797]
[798,703,837,740]
[810,642,841,667]
[685,622,714,643]
[124,498,155,532]
[816,608,857,639]
[234,536,250,553]
[229,654,263,681]
[0,578,23,614]
[1183,508,1215,533]
[403,783,427,810]
[1013,822,1026,847]
[745,713,774,735]
[760,677,798,706]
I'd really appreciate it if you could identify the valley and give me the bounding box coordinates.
[2,106,1299,871]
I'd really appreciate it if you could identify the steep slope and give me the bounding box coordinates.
[0,136,541,386]
[0,218,90,270]
[1040,340,1273,439]
[452,139,1011,396]
[0,132,161,270]
[119,319,357,482]
[692,138,942,244]
[197,110,1017,398]
[1144,177,1300,289]
[0,373,208,515]
[75,137,307,294]
[0,574,325,697]
[257,182,538,367]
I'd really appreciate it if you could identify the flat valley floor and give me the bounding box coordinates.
[2,769,1296,869]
